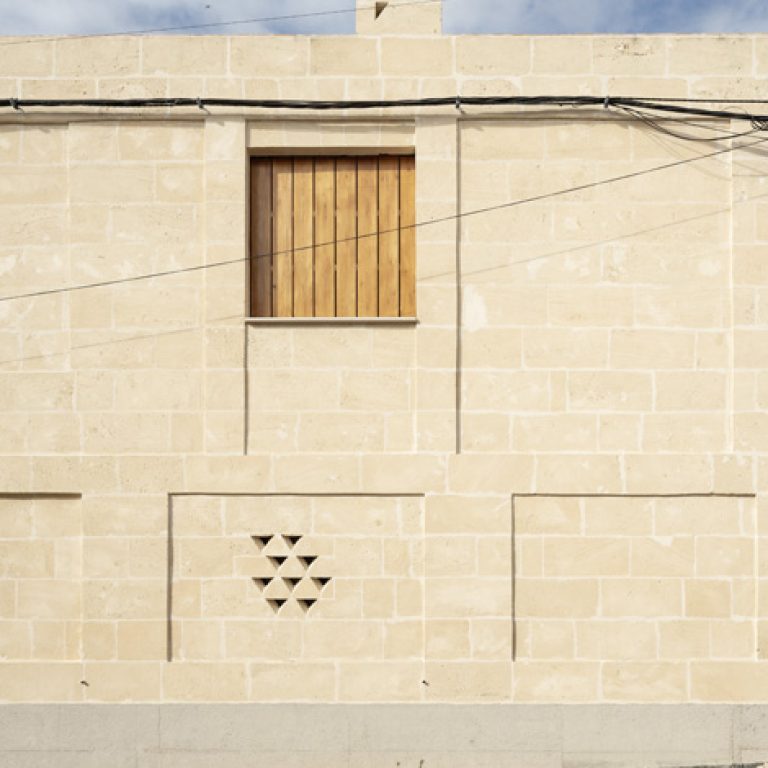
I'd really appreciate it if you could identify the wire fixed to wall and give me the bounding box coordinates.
[0,129,766,307]
[2,94,768,126]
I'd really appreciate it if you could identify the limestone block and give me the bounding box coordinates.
[248,662,336,700]
[0,663,82,701]
[577,621,657,660]
[601,579,682,618]
[0,39,53,76]
[669,36,753,77]
[535,456,622,494]
[57,37,139,78]
[533,36,592,74]
[97,77,169,99]
[231,37,309,77]
[658,619,710,659]
[143,36,227,75]
[593,37,667,75]
[116,621,166,661]
[513,661,599,702]
[382,38,452,77]
[514,415,598,452]
[311,38,379,77]
[425,661,512,701]
[642,413,727,452]
[691,662,768,701]
[82,661,162,701]
[457,36,530,76]
[338,661,422,701]
[602,662,687,702]
[163,662,247,701]
[118,123,203,162]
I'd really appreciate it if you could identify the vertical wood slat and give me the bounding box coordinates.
[251,153,415,319]
[250,159,273,317]
[357,157,379,317]
[336,158,357,317]
[399,155,416,317]
[378,156,400,317]
[314,159,336,317]
[273,159,294,317]
[293,158,314,316]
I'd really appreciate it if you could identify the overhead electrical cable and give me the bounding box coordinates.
[0,0,441,45]
[2,95,768,127]
[613,105,764,143]
[1,133,766,306]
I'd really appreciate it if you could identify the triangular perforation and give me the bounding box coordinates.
[300,555,318,569]
[263,577,291,599]
[375,1,388,19]
[285,577,301,590]
[251,535,272,550]
[313,576,332,590]
[298,598,317,613]
[284,535,302,548]
[269,555,289,569]
[267,598,287,613]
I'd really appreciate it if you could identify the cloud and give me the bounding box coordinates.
[0,0,354,35]
[0,0,766,36]
[443,0,768,32]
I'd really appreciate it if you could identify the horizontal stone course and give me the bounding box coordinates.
[1,21,767,713]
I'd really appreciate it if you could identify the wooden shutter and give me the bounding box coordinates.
[249,155,416,318]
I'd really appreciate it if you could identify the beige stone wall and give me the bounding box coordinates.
[515,495,758,701]
[1,30,767,703]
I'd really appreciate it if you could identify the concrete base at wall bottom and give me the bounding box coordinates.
[1,704,768,767]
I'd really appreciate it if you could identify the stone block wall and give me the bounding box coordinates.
[0,29,767,715]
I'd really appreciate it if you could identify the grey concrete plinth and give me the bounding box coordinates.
[0,704,766,767]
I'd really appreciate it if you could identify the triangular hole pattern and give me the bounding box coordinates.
[375,1,388,19]
[251,535,271,550]
[301,555,318,569]
[268,598,287,613]
[313,577,332,589]
[270,555,288,568]
[298,598,317,613]
[285,577,301,590]
[252,577,266,590]
[284,535,302,548]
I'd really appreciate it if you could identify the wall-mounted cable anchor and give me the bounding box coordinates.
[455,95,462,112]
[9,98,19,111]
[196,97,204,111]
[603,96,611,109]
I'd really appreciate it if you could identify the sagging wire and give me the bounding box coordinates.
[614,104,765,143]
[1,95,768,127]
[2,132,767,306]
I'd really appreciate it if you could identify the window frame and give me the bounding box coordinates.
[248,150,416,322]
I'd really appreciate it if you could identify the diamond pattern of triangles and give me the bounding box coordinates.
[249,534,331,615]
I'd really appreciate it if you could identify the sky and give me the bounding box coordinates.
[1,0,768,36]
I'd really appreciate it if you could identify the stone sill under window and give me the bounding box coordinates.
[245,317,419,327]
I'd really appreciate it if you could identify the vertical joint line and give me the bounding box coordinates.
[727,135,736,452]
[166,494,174,662]
[334,158,339,318]
[290,158,295,318]
[511,494,517,663]
[455,116,463,455]
[243,326,249,455]
[355,160,359,318]
[376,158,381,317]
[312,158,317,318]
